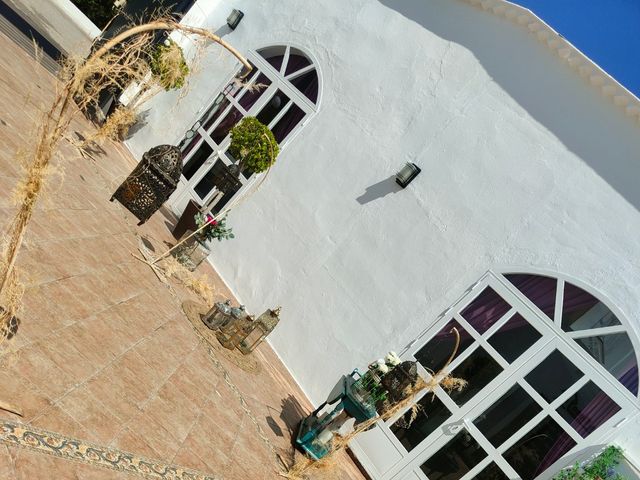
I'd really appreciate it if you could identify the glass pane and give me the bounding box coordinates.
[258,46,286,71]
[460,287,511,334]
[575,333,639,395]
[474,462,509,480]
[238,73,271,111]
[209,106,243,144]
[525,350,583,403]
[272,103,305,143]
[290,69,319,103]
[285,53,311,76]
[182,141,213,180]
[256,90,290,126]
[487,313,541,363]
[505,274,556,321]
[557,381,621,438]
[414,320,474,373]
[194,159,241,201]
[202,95,231,131]
[391,394,451,452]
[504,416,577,480]
[562,282,621,331]
[449,347,503,406]
[474,384,542,447]
[420,429,487,480]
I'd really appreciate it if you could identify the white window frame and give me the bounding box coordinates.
[170,44,320,214]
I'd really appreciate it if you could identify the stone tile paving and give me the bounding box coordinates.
[0,30,364,480]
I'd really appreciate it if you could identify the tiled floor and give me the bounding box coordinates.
[0,30,364,480]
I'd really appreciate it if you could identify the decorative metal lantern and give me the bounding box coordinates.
[110,145,182,225]
[237,307,281,355]
[216,304,247,349]
[202,299,232,330]
[395,162,421,188]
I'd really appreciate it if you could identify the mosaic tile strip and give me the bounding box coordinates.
[1,421,219,479]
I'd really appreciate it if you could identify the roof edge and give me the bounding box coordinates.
[459,0,640,125]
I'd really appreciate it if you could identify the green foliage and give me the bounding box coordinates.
[554,446,625,480]
[228,117,279,174]
[71,0,117,29]
[194,213,234,242]
[150,40,189,90]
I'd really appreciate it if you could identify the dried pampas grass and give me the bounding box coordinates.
[282,329,466,479]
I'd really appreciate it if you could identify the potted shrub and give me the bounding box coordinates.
[172,212,234,271]
[228,117,279,175]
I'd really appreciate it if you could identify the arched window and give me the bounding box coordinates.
[354,272,639,480]
[173,44,320,214]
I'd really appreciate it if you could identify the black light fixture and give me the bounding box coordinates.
[227,9,244,30]
[395,162,421,188]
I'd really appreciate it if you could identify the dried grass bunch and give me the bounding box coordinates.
[0,19,250,349]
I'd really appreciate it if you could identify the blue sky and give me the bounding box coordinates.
[512,0,640,98]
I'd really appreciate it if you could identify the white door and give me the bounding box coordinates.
[351,272,638,480]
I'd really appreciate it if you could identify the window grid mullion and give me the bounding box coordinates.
[567,325,626,338]
[554,278,565,327]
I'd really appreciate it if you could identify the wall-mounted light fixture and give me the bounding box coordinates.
[395,162,421,188]
[227,9,244,30]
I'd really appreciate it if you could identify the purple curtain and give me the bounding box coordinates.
[460,287,511,334]
[505,274,556,320]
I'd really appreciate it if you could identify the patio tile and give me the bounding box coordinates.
[0,369,52,422]
[56,386,122,444]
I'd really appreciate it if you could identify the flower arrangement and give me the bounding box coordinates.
[194,212,234,242]
[150,39,189,90]
[228,117,279,174]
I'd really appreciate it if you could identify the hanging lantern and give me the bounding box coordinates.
[216,304,247,349]
[237,307,281,355]
[202,299,232,330]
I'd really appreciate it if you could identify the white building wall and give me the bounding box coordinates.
[128,0,640,457]
[5,0,99,56]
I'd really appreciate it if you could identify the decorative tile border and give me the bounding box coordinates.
[1,421,219,479]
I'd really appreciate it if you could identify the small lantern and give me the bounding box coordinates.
[224,315,255,351]
[216,304,247,349]
[227,9,244,30]
[395,162,421,188]
[237,307,281,355]
[202,299,232,330]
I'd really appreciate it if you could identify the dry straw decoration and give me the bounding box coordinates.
[281,328,466,480]
[0,19,251,350]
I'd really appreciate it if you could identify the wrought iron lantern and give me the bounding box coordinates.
[202,299,232,330]
[237,307,281,355]
[395,162,421,188]
[110,145,183,225]
[216,304,247,349]
[227,9,244,30]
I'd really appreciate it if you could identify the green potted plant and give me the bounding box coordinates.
[228,117,279,175]
[150,39,189,91]
[554,446,626,480]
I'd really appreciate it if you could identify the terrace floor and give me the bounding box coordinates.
[0,30,363,480]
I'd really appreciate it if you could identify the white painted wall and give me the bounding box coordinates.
[128,0,640,460]
[5,0,100,56]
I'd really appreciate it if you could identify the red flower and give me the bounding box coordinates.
[205,214,217,226]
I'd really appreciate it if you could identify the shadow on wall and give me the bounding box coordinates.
[357,175,403,204]
[378,0,640,213]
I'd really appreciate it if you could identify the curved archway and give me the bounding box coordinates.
[500,271,639,397]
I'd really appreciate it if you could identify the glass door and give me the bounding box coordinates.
[352,273,635,480]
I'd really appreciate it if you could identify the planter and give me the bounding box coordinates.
[171,230,210,271]
[172,199,200,240]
